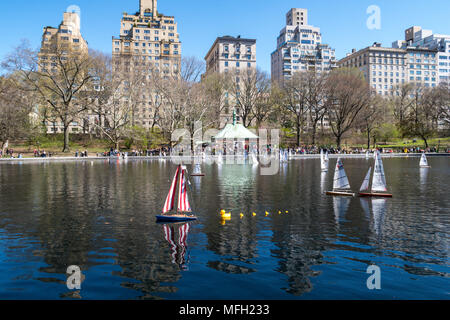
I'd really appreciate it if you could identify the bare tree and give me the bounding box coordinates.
[229,67,269,128]
[0,75,36,150]
[357,94,385,149]
[201,72,232,128]
[399,84,442,148]
[278,72,309,146]
[304,71,328,145]
[324,68,371,148]
[3,40,95,152]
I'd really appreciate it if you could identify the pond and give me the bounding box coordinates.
[0,156,448,299]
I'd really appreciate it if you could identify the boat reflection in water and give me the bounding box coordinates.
[162,223,191,271]
[371,198,386,236]
[420,167,428,192]
[360,198,386,236]
[333,196,351,224]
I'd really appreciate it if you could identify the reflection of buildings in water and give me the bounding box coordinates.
[163,223,190,271]
[333,197,351,224]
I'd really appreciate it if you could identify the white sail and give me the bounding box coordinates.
[333,158,351,190]
[372,151,388,192]
[360,167,372,192]
[419,153,428,167]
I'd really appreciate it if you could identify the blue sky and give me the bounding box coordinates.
[1,0,449,74]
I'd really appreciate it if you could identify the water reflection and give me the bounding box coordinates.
[0,157,448,299]
[162,223,190,271]
[371,198,386,237]
[333,197,351,224]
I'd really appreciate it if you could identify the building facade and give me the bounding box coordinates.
[39,10,89,134]
[204,35,256,75]
[338,43,409,96]
[271,8,336,83]
[112,0,181,129]
[339,32,443,97]
[393,26,450,84]
[204,35,257,127]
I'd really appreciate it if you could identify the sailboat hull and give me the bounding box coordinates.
[156,214,198,222]
[190,174,205,177]
[326,191,355,197]
[358,192,392,198]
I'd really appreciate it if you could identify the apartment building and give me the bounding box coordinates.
[204,35,256,75]
[39,10,89,134]
[204,35,257,127]
[112,0,181,129]
[338,43,408,96]
[393,26,450,84]
[271,8,336,83]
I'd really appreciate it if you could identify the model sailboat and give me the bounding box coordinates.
[326,158,355,196]
[358,151,392,197]
[190,163,205,177]
[156,165,198,222]
[419,153,431,168]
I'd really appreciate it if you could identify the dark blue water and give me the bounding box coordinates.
[0,157,448,299]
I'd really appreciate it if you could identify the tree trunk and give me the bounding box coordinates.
[336,135,342,149]
[62,125,70,153]
[311,124,317,145]
[367,129,371,150]
[422,136,428,148]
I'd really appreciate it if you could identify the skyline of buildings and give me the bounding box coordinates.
[35,1,449,134]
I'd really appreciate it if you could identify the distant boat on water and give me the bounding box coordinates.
[419,153,431,168]
[191,163,205,177]
[326,158,355,197]
[358,151,392,198]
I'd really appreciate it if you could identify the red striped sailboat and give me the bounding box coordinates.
[156,165,198,222]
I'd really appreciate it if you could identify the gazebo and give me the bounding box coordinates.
[214,111,259,140]
[213,111,258,154]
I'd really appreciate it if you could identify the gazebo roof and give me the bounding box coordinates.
[214,123,259,140]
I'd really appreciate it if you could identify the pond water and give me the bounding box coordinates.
[0,157,448,299]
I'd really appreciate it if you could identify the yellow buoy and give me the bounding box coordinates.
[285,211,289,213]
[278,211,281,214]
[265,211,270,216]
[240,213,244,219]
[252,212,256,217]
